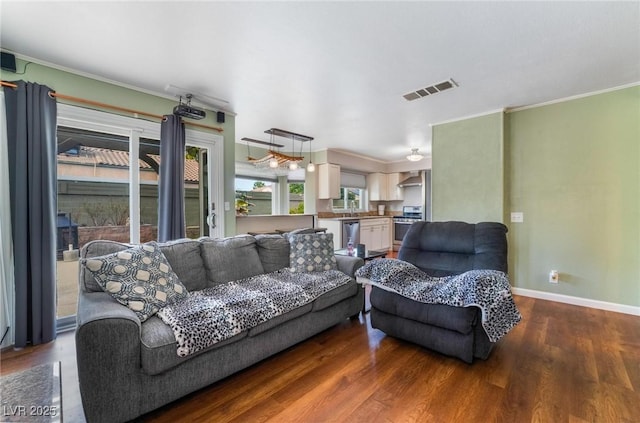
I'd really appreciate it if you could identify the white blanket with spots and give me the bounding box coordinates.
[158,269,352,357]
[355,259,521,342]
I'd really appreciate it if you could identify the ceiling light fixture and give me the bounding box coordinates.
[407,148,424,162]
[269,132,280,168]
[246,129,312,174]
[288,134,298,170]
[306,136,315,173]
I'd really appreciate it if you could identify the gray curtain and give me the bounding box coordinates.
[4,81,57,348]
[158,114,186,242]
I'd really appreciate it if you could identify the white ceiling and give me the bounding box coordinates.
[1,1,639,163]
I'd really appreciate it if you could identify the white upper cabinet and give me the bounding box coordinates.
[367,172,403,201]
[317,163,341,199]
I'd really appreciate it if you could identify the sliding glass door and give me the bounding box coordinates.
[55,104,223,321]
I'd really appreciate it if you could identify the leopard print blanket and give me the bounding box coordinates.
[355,259,522,342]
[157,269,352,357]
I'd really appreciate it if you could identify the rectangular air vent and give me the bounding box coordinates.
[403,78,458,101]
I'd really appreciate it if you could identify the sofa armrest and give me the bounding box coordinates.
[76,291,142,328]
[76,292,144,423]
[335,255,364,278]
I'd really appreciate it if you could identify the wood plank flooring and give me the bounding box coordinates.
[1,295,639,422]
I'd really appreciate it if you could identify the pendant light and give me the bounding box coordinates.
[306,138,315,172]
[288,134,298,170]
[268,130,279,168]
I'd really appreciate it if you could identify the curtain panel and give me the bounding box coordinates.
[0,92,16,348]
[158,114,186,242]
[4,81,57,347]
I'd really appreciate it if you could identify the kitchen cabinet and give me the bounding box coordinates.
[317,219,343,248]
[360,217,391,251]
[318,163,341,199]
[367,173,403,201]
[386,173,403,201]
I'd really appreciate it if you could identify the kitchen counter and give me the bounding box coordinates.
[317,216,393,251]
[318,215,393,221]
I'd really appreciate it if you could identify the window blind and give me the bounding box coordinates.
[340,171,366,188]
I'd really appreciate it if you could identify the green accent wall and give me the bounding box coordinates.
[508,87,639,307]
[1,59,237,235]
[432,112,505,222]
[432,86,639,307]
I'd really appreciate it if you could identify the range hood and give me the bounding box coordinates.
[397,174,422,187]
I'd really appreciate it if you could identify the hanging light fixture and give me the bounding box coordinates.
[306,137,315,172]
[288,134,298,170]
[268,130,279,168]
[407,148,424,162]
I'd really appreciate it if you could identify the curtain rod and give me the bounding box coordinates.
[0,80,223,133]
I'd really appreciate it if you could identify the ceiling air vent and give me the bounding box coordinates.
[403,78,458,101]
[403,92,421,101]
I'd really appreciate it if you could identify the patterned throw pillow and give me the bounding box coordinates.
[83,242,188,322]
[288,233,337,273]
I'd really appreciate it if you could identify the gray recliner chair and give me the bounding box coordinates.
[369,221,508,363]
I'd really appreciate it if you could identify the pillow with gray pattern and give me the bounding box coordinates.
[83,241,188,322]
[288,233,337,272]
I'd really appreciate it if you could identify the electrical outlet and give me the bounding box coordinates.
[511,212,524,223]
[549,270,559,284]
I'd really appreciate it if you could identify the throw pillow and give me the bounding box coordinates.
[288,233,337,272]
[83,241,188,322]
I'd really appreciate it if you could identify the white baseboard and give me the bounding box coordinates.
[512,288,640,316]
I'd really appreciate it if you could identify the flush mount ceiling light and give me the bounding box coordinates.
[403,78,458,102]
[407,148,424,162]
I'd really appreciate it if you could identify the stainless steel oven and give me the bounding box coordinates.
[393,206,423,251]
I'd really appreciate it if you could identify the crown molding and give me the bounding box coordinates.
[3,49,236,115]
[507,81,640,113]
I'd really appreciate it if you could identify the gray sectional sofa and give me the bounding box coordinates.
[76,233,364,423]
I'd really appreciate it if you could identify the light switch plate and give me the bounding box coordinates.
[511,212,524,223]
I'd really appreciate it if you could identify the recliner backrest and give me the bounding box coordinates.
[398,221,508,276]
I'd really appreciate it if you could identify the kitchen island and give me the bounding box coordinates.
[236,214,318,235]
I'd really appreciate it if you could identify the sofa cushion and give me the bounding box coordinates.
[288,233,337,272]
[370,287,478,334]
[255,234,290,273]
[200,235,265,285]
[159,238,208,291]
[398,221,508,276]
[248,303,313,337]
[140,316,247,375]
[312,281,358,311]
[83,242,188,322]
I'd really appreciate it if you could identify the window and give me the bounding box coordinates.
[235,178,273,215]
[332,187,364,210]
[332,171,366,211]
[288,182,304,214]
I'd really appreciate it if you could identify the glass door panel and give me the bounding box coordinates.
[139,137,160,242]
[56,126,131,318]
[185,145,212,238]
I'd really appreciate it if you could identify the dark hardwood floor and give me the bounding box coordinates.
[1,295,639,422]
